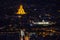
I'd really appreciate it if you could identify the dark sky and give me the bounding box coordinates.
[0,0,60,15]
[0,0,60,25]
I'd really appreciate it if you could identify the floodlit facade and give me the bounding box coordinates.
[17,5,26,15]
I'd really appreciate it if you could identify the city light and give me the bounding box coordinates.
[0,0,59,40]
[17,5,26,15]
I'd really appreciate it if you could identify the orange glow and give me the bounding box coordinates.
[50,29,56,32]
[17,5,26,15]
[24,36,29,40]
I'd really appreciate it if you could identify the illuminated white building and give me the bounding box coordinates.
[32,20,55,26]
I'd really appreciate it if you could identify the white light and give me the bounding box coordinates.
[32,20,49,25]
[30,24,33,26]
[21,30,25,37]
[33,22,49,24]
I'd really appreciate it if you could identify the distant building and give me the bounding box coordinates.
[16,5,26,15]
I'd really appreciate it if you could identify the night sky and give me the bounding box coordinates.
[0,0,60,15]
